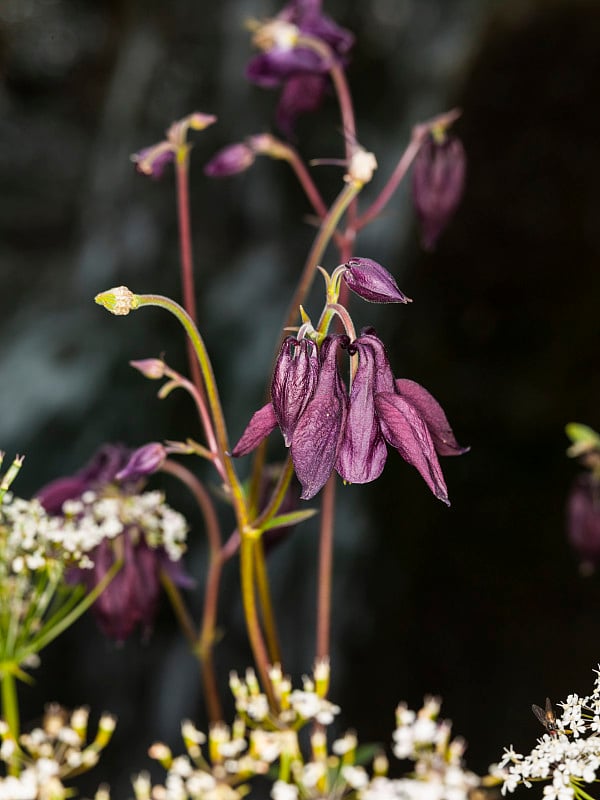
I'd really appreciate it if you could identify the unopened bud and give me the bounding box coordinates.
[345,149,377,186]
[343,257,410,304]
[116,442,167,482]
[130,359,166,380]
[95,286,139,316]
[204,142,256,177]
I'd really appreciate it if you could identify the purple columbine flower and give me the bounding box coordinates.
[246,0,354,136]
[412,134,466,250]
[37,444,190,641]
[567,474,600,574]
[337,332,466,504]
[342,257,411,304]
[232,330,465,503]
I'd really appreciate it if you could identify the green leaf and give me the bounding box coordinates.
[262,508,317,531]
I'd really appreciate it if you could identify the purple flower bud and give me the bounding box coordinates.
[412,134,466,250]
[342,258,410,304]
[131,143,175,179]
[567,474,600,573]
[204,143,256,178]
[271,336,319,447]
[116,443,167,482]
[290,336,348,499]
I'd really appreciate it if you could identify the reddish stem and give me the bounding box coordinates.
[316,475,336,661]
[175,155,204,396]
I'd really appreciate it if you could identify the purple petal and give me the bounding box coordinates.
[276,74,327,137]
[36,475,89,515]
[246,48,326,88]
[271,337,319,446]
[336,339,387,484]
[394,379,468,457]
[36,444,131,512]
[231,403,278,457]
[204,142,256,178]
[343,257,410,304]
[375,392,450,505]
[412,135,466,250]
[291,336,348,499]
[355,331,395,394]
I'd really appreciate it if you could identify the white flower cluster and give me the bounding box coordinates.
[360,697,480,800]
[230,660,339,730]
[0,704,115,800]
[0,488,187,574]
[133,680,482,800]
[496,667,600,800]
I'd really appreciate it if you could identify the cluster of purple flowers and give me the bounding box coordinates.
[233,327,466,503]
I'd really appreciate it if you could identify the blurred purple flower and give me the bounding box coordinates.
[37,444,190,642]
[204,142,256,177]
[567,474,600,574]
[116,442,167,482]
[412,134,466,250]
[246,0,354,136]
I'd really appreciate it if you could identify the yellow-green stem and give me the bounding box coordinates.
[135,294,247,524]
[1,666,19,752]
[241,534,276,708]
[254,537,281,665]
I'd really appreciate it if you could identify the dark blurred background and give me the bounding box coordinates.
[2,0,600,796]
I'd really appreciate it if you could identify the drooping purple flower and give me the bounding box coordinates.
[412,134,466,250]
[342,257,411,304]
[271,336,319,446]
[36,444,190,641]
[246,0,354,136]
[337,332,465,504]
[567,474,600,574]
[232,329,465,503]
